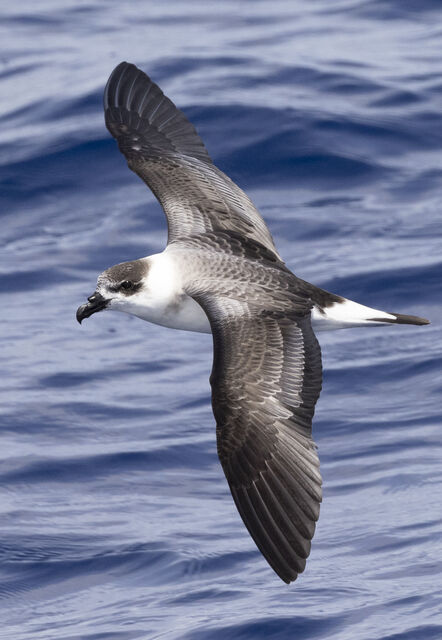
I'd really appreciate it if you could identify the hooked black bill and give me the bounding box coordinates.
[76,292,109,324]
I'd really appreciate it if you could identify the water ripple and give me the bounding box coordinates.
[1,2,441,639]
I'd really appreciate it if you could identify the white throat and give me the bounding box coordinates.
[110,251,211,333]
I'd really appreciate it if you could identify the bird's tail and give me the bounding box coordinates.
[368,311,430,326]
[312,297,430,331]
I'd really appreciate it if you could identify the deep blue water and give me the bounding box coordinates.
[1,2,442,639]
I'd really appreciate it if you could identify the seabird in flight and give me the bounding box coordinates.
[77,62,429,583]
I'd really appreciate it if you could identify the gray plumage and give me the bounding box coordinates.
[83,62,430,584]
[104,62,281,257]
[104,62,322,582]
[164,231,321,582]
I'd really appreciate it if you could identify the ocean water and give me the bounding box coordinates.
[1,1,441,639]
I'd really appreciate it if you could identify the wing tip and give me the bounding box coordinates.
[102,61,213,164]
[104,61,145,111]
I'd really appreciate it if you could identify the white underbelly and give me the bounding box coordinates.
[130,295,211,333]
[146,298,392,334]
[149,297,384,334]
[150,294,211,333]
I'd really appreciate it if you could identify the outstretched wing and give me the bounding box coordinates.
[104,62,280,257]
[194,291,323,583]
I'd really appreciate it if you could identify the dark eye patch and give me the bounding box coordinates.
[102,260,148,294]
[107,280,142,295]
[119,280,142,295]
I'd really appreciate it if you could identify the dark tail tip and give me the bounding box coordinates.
[369,313,430,326]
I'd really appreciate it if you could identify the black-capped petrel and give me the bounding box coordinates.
[77,62,429,584]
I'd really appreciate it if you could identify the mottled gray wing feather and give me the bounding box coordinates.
[104,62,280,257]
[186,246,322,583]
[200,297,322,583]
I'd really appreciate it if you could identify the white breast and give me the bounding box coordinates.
[163,294,212,333]
[120,251,211,333]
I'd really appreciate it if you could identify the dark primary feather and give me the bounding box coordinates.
[174,232,323,583]
[104,61,212,164]
[104,62,280,256]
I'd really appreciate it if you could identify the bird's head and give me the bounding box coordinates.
[76,259,150,324]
